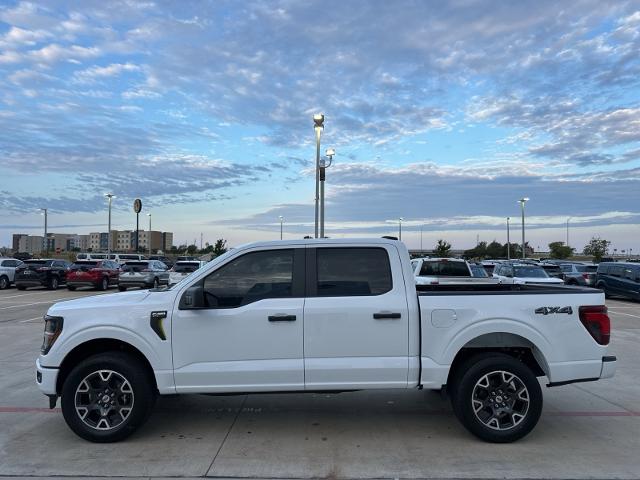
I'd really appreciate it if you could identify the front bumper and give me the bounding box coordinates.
[36,358,59,395]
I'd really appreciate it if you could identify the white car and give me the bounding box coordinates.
[411,257,497,285]
[37,238,615,443]
[493,263,565,285]
[169,260,207,285]
[0,257,24,289]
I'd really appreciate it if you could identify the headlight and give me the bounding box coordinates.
[41,315,63,354]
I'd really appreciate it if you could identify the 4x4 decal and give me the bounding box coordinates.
[535,306,573,315]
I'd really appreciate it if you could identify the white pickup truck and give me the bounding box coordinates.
[36,239,616,443]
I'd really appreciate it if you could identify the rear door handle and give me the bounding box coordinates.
[268,314,297,322]
[373,312,401,319]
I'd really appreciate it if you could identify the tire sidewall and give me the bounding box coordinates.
[0,276,8,289]
[50,277,59,290]
[61,352,156,443]
[452,354,543,443]
[101,277,108,290]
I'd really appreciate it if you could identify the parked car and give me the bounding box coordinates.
[37,238,615,443]
[169,260,206,285]
[493,263,564,285]
[149,255,174,269]
[109,253,147,265]
[15,259,71,290]
[539,263,565,280]
[66,260,121,291]
[560,263,598,287]
[76,253,109,261]
[412,257,497,285]
[13,252,32,261]
[176,255,198,262]
[118,260,169,291]
[0,257,24,289]
[595,262,640,300]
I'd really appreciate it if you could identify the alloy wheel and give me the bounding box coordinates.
[471,370,530,431]
[74,369,135,431]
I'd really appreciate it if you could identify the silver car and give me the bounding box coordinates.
[118,260,169,291]
[0,258,24,289]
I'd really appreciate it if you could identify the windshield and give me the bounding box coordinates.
[577,265,598,273]
[174,262,200,273]
[121,262,149,272]
[470,265,488,277]
[71,261,98,269]
[419,260,470,277]
[514,266,549,278]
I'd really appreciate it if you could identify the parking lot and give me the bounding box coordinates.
[0,286,638,479]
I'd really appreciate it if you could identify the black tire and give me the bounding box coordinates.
[48,277,59,290]
[450,353,542,443]
[61,352,156,443]
[17,285,26,290]
[67,285,77,291]
[118,286,127,292]
[99,277,109,291]
[0,275,8,290]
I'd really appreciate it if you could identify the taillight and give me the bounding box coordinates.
[579,305,610,345]
[582,273,590,280]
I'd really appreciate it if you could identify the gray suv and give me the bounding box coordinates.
[118,260,169,291]
[559,263,598,287]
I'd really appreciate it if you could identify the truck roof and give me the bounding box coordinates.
[234,238,403,250]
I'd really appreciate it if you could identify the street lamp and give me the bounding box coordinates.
[399,217,403,241]
[420,224,424,251]
[319,147,335,238]
[40,208,48,255]
[279,215,284,240]
[313,113,324,238]
[147,212,152,255]
[566,217,571,248]
[518,197,529,259]
[506,217,510,260]
[104,194,115,256]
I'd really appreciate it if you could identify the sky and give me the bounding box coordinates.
[1,0,640,252]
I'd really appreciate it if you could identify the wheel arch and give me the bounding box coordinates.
[446,331,550,388]
[56,338,158,395]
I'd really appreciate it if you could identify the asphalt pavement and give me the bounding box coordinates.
[0,286,638,479]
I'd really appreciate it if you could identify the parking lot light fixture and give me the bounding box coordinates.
[566,217,571,248]
[313,114,325,239]
[399,217,403,241]
[147,212,152,255]
[279,216,284,240]
[104,194,115,256]
[518,198,529,259]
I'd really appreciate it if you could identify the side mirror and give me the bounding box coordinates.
[179,285,206,309]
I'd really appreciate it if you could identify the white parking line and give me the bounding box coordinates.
[0,291,60,300]
[19,316,44,323]
[0,300,57,310]
[608,310,640,319]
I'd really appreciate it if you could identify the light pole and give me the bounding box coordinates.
[518,197,529,259]
[566,217,571,247]
[147,212,152,255]
[506,217,510,260]
[420,225,424,251]
[40,208,48,255]
[279,216,284,240]
[313,113,324,238]
[399,217,403,241]
[104,194,115,256]
[320,147,335,238]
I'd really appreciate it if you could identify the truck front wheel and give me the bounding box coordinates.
[61,352,156,443]
[450,353,542,443]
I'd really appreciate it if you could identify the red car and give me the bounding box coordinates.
[66,260,121,291]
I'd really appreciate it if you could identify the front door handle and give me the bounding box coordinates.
[373,312,401,319]
[268,314,297,322]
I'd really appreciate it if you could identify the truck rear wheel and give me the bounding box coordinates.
[61,352,156,443]
[450,353,542,443]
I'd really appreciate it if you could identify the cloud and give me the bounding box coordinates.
[72,62,141,83]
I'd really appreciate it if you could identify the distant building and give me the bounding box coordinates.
[11,229,173,254]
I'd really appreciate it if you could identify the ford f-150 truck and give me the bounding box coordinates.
[36,239,616,443]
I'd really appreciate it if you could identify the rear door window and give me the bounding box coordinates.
[316,248,392,297]
[419,260,470,277]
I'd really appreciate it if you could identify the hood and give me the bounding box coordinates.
[48,289,151,314]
